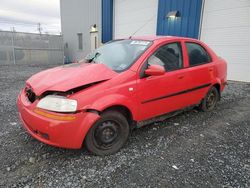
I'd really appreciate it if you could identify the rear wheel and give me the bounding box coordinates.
[85,110,130,156]
[199,86,219,112]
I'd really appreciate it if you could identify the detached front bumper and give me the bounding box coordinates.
[17,89,100,149]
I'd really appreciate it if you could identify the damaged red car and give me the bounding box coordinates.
[17,36,227,155]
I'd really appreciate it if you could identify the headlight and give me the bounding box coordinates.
[37,95,77,112]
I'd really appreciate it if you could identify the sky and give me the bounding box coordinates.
[0,0,61,34]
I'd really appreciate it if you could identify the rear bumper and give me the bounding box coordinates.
[17,89,100,149]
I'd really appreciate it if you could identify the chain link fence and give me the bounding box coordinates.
[0,31,64,65]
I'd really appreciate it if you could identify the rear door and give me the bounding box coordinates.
[183,41,215,104]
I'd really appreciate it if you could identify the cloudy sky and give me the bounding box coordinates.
[0,0,61,34]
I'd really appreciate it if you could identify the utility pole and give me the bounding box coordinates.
[37,23,42,34]
[11,27,16,64]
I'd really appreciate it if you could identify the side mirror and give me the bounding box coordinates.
[145,65,165,76]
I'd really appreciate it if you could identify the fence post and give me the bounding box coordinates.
[11,27,16,64]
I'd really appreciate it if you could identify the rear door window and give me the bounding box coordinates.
[185,42,212,66]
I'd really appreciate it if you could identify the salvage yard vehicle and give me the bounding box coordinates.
[17,36,227,155]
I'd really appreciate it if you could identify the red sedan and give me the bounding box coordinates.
[17,36,227,155]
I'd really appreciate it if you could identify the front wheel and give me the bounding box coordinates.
[199,86,219,112]
[84,110,130,156]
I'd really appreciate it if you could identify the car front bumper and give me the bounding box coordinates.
[17,89,100,149]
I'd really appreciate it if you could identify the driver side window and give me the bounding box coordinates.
[148,42,183,71]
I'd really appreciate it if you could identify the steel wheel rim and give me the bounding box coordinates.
[93,120,120,149]
[206,90,216,109]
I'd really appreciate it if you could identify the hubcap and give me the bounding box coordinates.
[94,120,119,147]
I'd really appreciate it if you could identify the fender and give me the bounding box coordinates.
[80,94,139,120]
[75,112,101,148]
[76,94,138,147]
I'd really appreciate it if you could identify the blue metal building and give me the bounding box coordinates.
[102,0,203,43]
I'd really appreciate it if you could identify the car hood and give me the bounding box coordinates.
[26,63,118,96]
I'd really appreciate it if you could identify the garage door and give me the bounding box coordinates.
[114,0,158,39]
[200,0,250,82]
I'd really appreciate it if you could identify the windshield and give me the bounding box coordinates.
[85,39,152,72]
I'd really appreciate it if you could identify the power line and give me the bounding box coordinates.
[0,18,61,35]
[0,20,60,28]
[0,20,38,26]
[0,22,60,29]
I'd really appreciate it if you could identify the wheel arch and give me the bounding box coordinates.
[101,105,134,126]
[211,82,221,100]
[81,94,138,122]
[213,82,220,91]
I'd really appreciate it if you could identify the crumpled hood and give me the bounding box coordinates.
[26,63,118,95]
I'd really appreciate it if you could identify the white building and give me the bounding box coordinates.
[60,0,101,62]
[60,0,250,82]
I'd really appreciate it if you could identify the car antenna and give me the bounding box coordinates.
[129,15,156,38]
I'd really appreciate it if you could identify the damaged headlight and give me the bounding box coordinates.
[37,95,77,112]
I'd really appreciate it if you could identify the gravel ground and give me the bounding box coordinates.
[0,64,250,188]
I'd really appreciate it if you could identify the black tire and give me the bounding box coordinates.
[85,110,130,156]
[199,86,219,112]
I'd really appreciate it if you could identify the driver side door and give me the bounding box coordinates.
[136,42,191,121]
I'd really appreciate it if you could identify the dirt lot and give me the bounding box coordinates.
[0,64,249,187]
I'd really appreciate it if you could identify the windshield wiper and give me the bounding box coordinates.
[85,52,100,63]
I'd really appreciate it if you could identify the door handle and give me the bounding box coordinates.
[178,75,184,79]
[209,68,214,72]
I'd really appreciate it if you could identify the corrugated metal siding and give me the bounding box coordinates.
[102,0,113,43]
[157,0,202,39]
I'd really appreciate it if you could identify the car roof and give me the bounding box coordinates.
[127,35,197,42]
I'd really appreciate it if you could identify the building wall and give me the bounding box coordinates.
[61,0,201,61]
[113,0,158,39]
[102,0,202,41]
[157,0,203,39]
[200,0,250,82]
[60,0,101,62]
[102,0,113,43]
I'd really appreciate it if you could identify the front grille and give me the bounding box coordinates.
[25,87,36,103]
